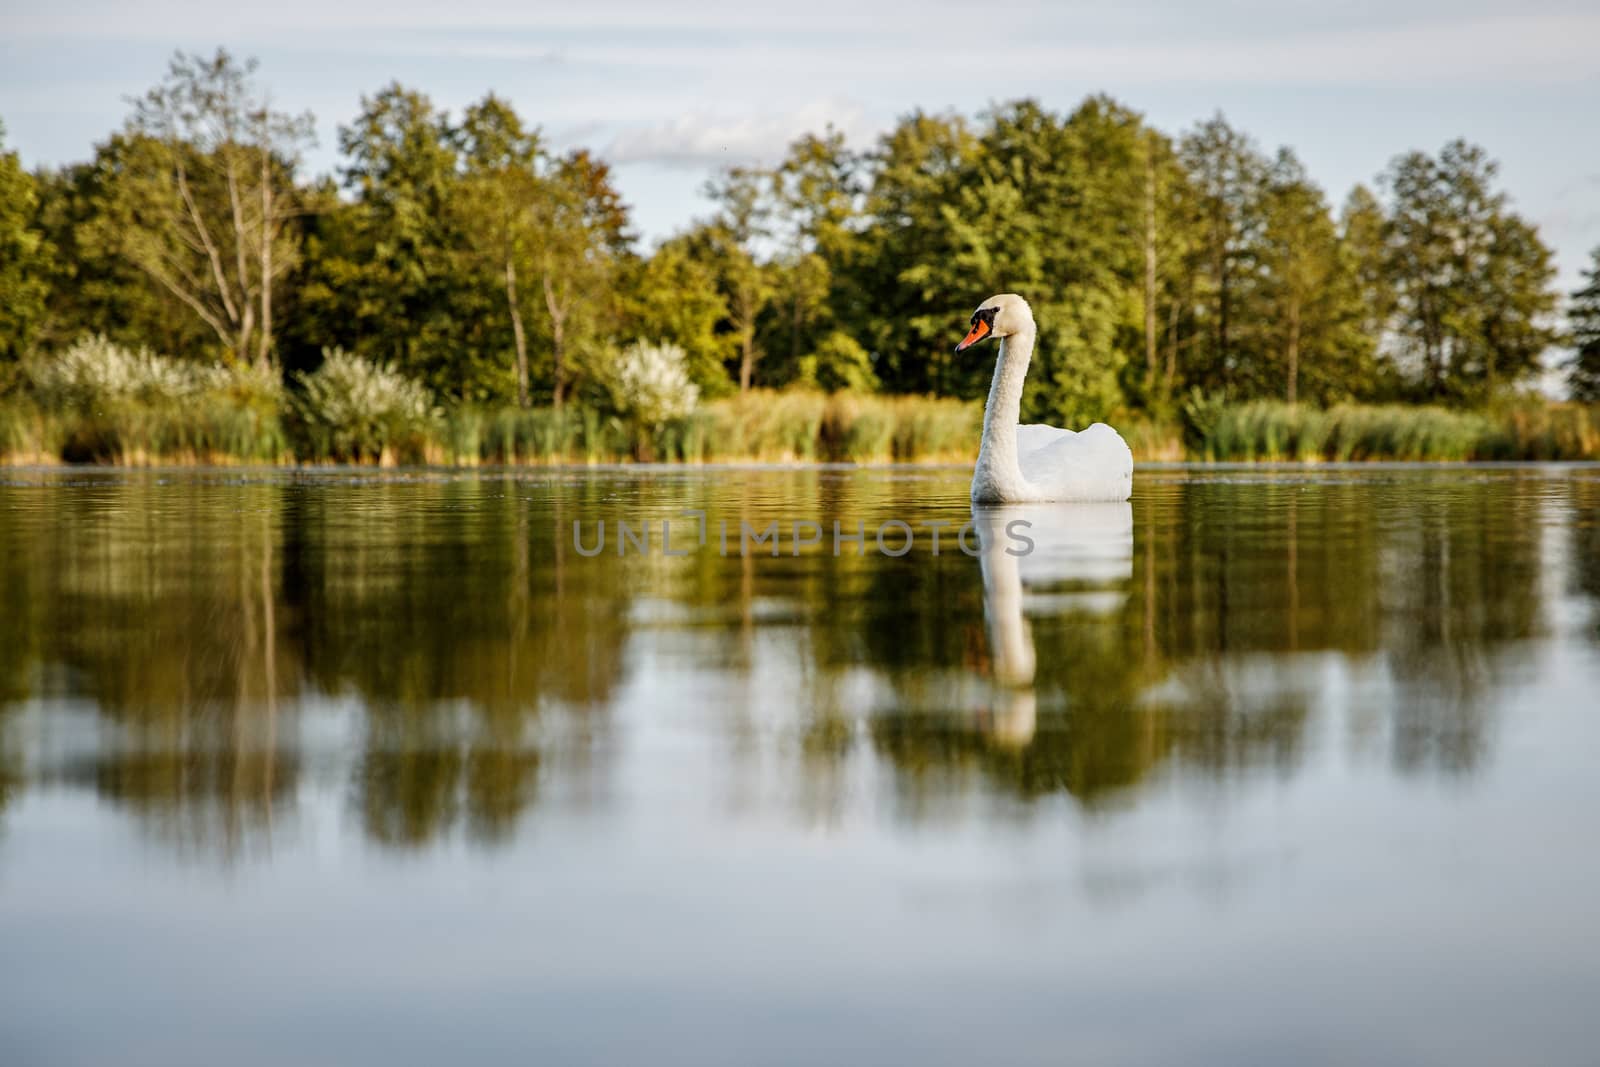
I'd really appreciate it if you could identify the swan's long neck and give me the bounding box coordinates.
[973,324,1035,501]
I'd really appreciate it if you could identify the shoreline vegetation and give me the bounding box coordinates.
[5,51,1600,471]
[2,338,1596,466]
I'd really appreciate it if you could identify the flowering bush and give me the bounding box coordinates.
[30,334,286,409]
[292,348,438,462]
[31,335,201,408]
[21,335,288,462]
[601,341,699,432]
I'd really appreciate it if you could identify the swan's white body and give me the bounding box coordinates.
[965,295,1133,504]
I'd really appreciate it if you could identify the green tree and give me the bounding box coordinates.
[1381,140,1559,400]
[937,98,1147,422]
[849,111,977,395]
[454,94,542,407]
[622,237,732,396]
[1138,127,1199,408]
[102,50,314,368]
[535,149,633,408]
[703,167,775,392]
[1180,115,1270,395]
[1340,184,1394,391]
[32,154,215,359]
[852,98,1186,420]
[0,120,50,364]
[763,129,871,389]
[1038,96,1146,422]
[1475,212,1559,394]
[1565,247,1600,402]
[316,84,476,396]
[1257,150,1371,403]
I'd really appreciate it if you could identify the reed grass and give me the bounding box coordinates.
[0,400,59,464]
[435,392,978,464]
[1188,401,1600,462]
[3,347,1597,469]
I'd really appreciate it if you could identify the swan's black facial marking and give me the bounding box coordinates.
[956,306,1000,352]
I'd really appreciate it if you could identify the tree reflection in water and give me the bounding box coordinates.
[0,466,1584,857]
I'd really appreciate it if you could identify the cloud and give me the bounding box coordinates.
[8,3,1599,88]
[605,100,876,168]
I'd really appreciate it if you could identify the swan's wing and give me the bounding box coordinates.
[1015,423,1074,458]
[1017,422,1134,502]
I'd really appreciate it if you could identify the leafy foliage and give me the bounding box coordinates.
[0,121,49,363]
[1380,141,1559,400]
[0,52,1584,456]
[1569,248,1600,403]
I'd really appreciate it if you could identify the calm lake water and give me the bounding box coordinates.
[2,464,1598,1066]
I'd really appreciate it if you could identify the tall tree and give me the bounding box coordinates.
[454,95,542,407]
[535,149,632,408]
[108,50,313,368]
[1475,212,1559,393]
[1340,183,1394,383]
[929,97,1148,422]
[851,110,977,395]
[703,167,775,392]
[1141,129,1159,399]
[1257,150,1370,404]
[0,121,50,364]
[763,129,868,388]
[1565,247,1600,402]
[315,84,480,396]
[1381,140,1559,399]
[1180,115,1269,395]
[883,100,1131,418]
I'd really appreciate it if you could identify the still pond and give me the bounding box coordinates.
[2,465,1598,1065]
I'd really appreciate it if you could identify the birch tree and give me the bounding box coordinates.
[115,50,312,368]
[455,95,542,408]
[535,149,631,409]
[703,167,775,393]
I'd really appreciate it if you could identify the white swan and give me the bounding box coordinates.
[956,294,1134,503]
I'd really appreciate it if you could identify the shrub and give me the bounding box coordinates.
[30,334,205,409]
[291,348,438,463]
[598,341,699,456]
[23,335,287,463]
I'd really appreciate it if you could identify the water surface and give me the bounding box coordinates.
[2,465,1598,1066]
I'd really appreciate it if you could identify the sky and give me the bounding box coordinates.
[2,0,1598,293]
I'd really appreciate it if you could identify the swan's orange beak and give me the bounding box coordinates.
[955,318,992,353]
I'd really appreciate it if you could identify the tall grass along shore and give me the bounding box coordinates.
[2,339,1597,467]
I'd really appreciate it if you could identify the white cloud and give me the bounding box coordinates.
[7,3,1599,88]
[3,0,1596,270]
[605,100,877,168]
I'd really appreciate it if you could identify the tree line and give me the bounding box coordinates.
[2,48,1598,422]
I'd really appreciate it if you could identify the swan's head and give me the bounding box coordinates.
[955,294,1033,352]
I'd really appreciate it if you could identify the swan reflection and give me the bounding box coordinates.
[971,502,1134,745]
